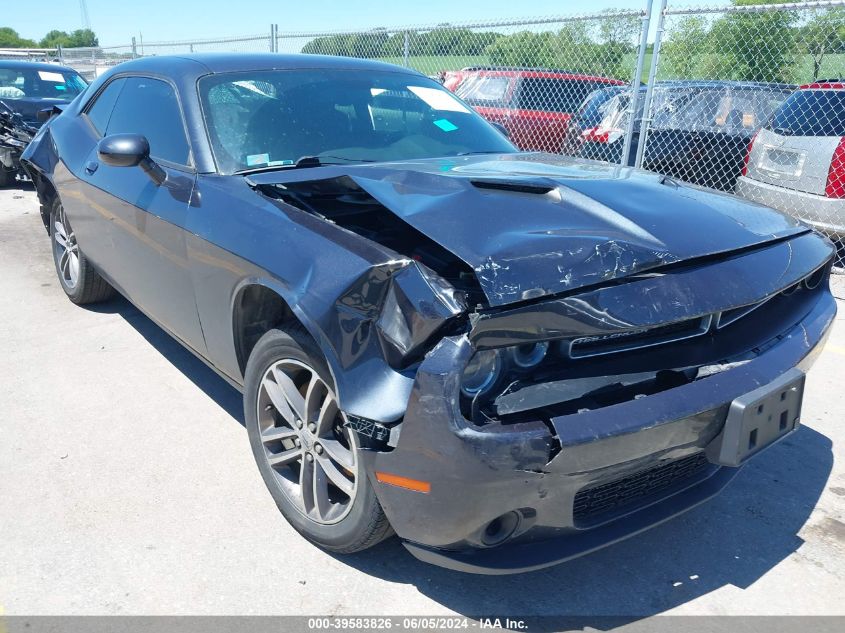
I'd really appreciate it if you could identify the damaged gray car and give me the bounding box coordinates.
[22,54,838,574]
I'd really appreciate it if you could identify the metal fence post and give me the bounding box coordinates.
[403,31,410,67]
[131,37,137,58]
[621,0,654,168]
[57,44,64,63]
[634,0,667,169]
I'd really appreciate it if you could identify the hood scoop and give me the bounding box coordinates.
[249,155,808,308]
[470,178,557,195]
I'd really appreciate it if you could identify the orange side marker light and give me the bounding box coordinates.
[375,471,431,494]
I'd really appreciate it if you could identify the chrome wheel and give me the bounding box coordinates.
[53,204,80,290]
[257,359,358,525]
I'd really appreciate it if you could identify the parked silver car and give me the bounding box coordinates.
[736,82,845,259]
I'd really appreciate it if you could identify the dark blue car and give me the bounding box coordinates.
[0,60,88,186]
[22,54,837,574]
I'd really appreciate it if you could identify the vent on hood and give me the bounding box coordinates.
[470,179,556,195]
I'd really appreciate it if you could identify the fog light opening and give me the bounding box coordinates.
[511,341,549,368]
[481,511,520,546]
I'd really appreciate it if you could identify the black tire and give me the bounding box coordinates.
[49,196,115,305]
[0,166,15,188]
[244,326,392,553]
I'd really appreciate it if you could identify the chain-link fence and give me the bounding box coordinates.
[49,1,845,267]
[640,0,845,265]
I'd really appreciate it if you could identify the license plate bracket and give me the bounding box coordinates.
[707,368,805,467]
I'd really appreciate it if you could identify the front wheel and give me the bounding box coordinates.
[243,326,392,552]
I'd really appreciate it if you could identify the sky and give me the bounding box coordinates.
[6,0,652,46]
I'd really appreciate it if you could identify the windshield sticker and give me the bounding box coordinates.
[408,86,470,113]
[433,118,459,132]
[38,71,65,83]
[246,153,270,167]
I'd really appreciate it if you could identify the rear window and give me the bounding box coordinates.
[767,89,845,137]
[455,75,511,106]
[578,88,622,127]
[518,78,614,114]
[651,87,789,132]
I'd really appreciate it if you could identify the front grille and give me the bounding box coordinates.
[568,316,711,359]
[573,452,711,524]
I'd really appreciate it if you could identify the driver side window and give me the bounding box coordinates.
[105,76,191,167]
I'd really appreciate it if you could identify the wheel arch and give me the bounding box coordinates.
[230,279,338,389]
[30,170,59,233]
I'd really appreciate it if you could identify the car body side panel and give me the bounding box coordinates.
[84,159,205,352]
[185,174,421,422]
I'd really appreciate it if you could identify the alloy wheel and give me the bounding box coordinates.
[256,359,358,525]
[53,204,80,290]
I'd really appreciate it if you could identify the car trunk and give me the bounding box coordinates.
[747,128,841,196]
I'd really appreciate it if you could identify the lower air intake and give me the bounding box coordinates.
[573,452,712,525]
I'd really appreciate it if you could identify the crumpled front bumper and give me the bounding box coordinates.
[361,286,836,574]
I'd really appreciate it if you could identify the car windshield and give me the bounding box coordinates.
[766,89,845,137]
[199,69,516,174]
[0,66,87,100]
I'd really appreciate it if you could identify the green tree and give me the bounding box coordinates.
[301,34,353,56]
[703,0,798,82]
[800,8,845,81]
[40,28,98,48]
[486,31,557,68]
[0,27,37,48]
[592,11,641,79]
[661,16,709,78]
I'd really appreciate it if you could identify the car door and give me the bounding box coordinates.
[79,75,206,354]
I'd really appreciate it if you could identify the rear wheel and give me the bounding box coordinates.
[244,326,392,552]
[50,197,115,304]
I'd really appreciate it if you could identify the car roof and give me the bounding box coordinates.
[653,79,796,91]
[106,53,424,79]
[463,68,624,83]
[0,59,80,74]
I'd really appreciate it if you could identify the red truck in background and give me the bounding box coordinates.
[445,67,625,154]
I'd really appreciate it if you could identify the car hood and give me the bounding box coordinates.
[0,97,72,126]
[248,153,808,307]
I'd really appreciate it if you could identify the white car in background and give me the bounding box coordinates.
[736,81,845,264]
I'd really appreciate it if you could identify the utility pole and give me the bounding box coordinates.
[79,0,91,30]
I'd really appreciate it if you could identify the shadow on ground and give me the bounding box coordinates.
[91,294,833,626]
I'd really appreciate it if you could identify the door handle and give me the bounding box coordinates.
[84,161,99,174]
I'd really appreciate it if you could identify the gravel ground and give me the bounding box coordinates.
[1,183,844,619]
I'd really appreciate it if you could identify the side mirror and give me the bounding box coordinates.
[491,122,510,139]
[36,107,55,123]
[97,133,166,185]
[98,133,149,167]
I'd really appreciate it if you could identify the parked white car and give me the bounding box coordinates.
[736,81,845,261]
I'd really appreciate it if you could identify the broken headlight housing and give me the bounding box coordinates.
[460,342,549,397]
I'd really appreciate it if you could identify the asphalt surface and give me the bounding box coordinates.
[1,182,844,618]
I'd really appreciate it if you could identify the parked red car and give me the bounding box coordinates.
[450,67,625,153]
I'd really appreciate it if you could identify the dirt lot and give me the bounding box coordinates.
[1,183,844,619]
